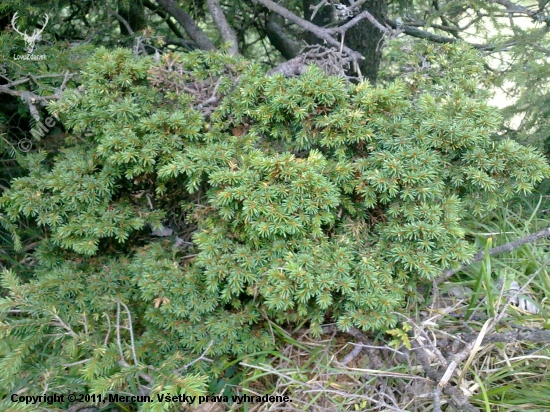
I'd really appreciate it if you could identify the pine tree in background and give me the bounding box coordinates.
[0,43,549,410]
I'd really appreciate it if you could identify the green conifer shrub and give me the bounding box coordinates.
[0,43,549,409]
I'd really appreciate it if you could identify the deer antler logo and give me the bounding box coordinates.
[11,12,49,54]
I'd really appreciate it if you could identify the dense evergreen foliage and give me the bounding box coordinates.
[0,42,548,410]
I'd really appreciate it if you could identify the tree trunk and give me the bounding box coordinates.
[344,0,387,84]
[302,0,387,84]
[302,0,334,45]
[118,0,147,35]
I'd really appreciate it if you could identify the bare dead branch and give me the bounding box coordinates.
[268,45,363,81]
[50,312,78,337]
[329,9,393,36]
[432,387,443,412]
[309,0,330,22]
[465,328,550,344]
[148,54,240,116]
[62,358,92,368]
[347,327,385,370]
[489,0,539,17]
[118,301,139,366]
[439,261,549,402]
[0,87,53,122]
[109,10,135,36]
[114,302,153,394]
[411,339,479,412]
[267,55,309,77]
[108,10,148,55]
[103,312,112,346]
[252,0,363,64]
[241,362,408,412]
[340,343,363,365]
[438,227,550,284]
[0,72,74,122]
[174,340,214,373]
[115,302,129,367]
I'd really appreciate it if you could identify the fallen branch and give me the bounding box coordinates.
[241,362,407,412]
[437,227,550,284]
[411,340,480,412]
[464,328,550,344]
[340,343,363,366]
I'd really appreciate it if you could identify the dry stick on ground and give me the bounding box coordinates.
[411,339,480,412]
[308,232,550,410]
[465,328,550,344]
[391,313,480,411]
[336,259,549,410]
[347,327,385,370]
[424,260,550,410]
[437,226,550,284]
[241,362,407,412]
[340,344,363,366]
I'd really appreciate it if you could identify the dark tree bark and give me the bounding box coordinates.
[301,0,387,84]
[156,0,216,50]
[118,0,147,35]
[302,0,334,45]
[344,0,387,84]
[265,14,301,59]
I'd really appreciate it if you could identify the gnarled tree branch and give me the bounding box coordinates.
[265,15,301,60]
[251,0,363,63]
[155,0,216,51]
[206,0,238,55]
[0,72,73,122]
[143,0,185,41]
[328,9,392,36]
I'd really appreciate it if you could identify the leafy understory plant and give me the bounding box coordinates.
[0,42,549,410]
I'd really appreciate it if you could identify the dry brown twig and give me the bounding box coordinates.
[411,259,550,410]
[0,72,74,122]
[292,256,548,411]
[147,54,240,117]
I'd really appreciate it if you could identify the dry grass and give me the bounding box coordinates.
[222,199,550,411]
[231,272,549,411]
